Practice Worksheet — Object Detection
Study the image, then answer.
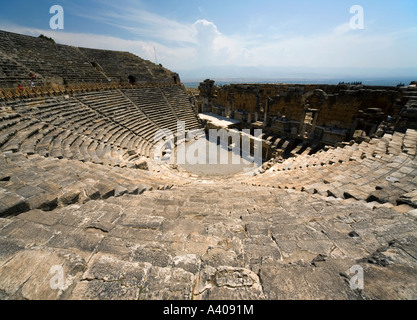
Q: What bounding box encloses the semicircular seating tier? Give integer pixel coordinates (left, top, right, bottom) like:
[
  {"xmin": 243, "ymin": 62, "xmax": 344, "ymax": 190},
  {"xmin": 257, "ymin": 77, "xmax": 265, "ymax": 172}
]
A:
[{"xmin": 0, "ymin": 30, "xmax": 178, "ymax": 87}]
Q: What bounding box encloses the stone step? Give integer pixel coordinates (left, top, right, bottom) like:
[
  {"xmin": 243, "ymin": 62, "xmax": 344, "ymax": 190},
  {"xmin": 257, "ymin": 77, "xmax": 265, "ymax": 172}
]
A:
[
  {"xmin": 20, "ymin": 123, "xmax": 51, "ymax": 155},
  {"xmin": 35, "ymin": 127, "xmax": 65, "ymax": 157},
  {"xmin": 49, "ymin": 129, "xmax": 72, "ymax": 159}
]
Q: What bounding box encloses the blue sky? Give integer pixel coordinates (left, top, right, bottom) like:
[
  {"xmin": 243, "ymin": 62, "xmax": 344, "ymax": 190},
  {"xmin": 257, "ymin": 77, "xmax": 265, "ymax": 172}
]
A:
[{"xmin": 0, "ymin": 0, "xmax": 416, "ymax": 79}]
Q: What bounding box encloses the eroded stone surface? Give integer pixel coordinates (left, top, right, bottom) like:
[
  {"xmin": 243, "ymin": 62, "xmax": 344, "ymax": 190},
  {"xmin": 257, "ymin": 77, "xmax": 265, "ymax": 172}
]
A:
[
  {"xmin": 0, "ymin": 182, "xmax": 415, "ymax": 300},
  {"xmin": 193, "ymin": 266, "xmax": 265, "ymax": 300},
  {"xmin": 70, "ymin": 254, "xmax": 149, "ymax": 300},
  {"xmin": 0, "ymin": 246, "xmax": 86, "ymax": 300}
]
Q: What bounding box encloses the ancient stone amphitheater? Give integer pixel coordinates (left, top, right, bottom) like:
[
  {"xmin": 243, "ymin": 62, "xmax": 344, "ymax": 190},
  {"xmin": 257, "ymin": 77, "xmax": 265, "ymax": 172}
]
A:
[{"xmin": 0, "ymin": 30, "xmax": 416, "ymax": 300}]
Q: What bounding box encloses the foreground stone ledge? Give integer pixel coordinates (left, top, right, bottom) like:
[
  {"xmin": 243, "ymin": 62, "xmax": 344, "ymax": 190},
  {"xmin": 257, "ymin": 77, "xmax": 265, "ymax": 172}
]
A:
[
  {"xmin": 0, "ymin": 183, "xmax": 416, "ymax": 300},
  {"xmin": 0, "ymin": 246, "xmax": 86, "ymax": 300}
]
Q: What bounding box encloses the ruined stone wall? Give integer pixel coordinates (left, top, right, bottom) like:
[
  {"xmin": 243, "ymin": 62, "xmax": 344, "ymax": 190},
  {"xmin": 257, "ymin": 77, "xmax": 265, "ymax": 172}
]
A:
[
  {"xmin": 314, "ymin": 89, "xmax": 400, "ymax": 128},
  {"xmin": 200, "ymin": 82, "xmax": 411, "ymax": 143}
]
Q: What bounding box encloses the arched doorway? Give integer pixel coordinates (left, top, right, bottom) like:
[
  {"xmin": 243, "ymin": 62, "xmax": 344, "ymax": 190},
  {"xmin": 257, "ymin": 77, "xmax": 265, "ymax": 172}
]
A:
[{"xmin": 128, "ymin": 75, "xmax": 136, "ymax": 85}]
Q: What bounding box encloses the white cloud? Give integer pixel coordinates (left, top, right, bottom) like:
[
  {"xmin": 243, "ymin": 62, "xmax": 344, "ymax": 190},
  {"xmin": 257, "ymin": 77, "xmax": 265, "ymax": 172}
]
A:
[
  {"xmin": 74, "ymin": 3, "xmax": 197, "ymax": 45},
  {"xmin": 202, "ymin": 23, "xmax": 417, "ymax": 69}
]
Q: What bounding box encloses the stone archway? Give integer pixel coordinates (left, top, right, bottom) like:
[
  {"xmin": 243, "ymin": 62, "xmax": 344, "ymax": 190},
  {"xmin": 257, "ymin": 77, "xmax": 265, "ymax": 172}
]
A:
[
  {"xmin": 128, "ymin": 75, "xmax": 136, "ymax": 85},
  {"xmin": 301, "ymin": 89, "xmax": 328, "ymax": 105}
]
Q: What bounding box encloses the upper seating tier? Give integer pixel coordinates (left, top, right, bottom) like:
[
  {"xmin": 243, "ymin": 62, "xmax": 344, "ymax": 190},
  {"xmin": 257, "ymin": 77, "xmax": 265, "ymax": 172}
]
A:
[{"xmin": 0, "ymin": 30, "xmax": 178, "ymax": 88}]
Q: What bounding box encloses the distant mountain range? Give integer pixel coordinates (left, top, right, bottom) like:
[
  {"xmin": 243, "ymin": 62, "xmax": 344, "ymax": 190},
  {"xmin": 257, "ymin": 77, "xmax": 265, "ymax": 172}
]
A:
[{"xmin": 178, "ymin": 65, "xmax": 417, "ymax": 88}]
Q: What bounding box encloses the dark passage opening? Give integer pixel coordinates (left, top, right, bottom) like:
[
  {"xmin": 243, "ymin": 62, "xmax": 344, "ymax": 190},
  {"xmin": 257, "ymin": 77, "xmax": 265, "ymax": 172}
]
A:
[{"xmin": 128, "ymin": 75, "xmax": 136, "ymax": 85}]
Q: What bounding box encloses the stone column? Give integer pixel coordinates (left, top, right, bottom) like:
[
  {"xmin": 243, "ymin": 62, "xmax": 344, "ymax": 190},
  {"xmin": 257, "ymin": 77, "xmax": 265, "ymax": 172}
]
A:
[
  {"xmin": 229, "ymin": 98, "xmax": 235, "ymax": 119},
  {"xmin": 263, "ymin": 98, "xmax": 269, "ymax": 128},
  {"xmin": 369, "ymin": 124, "xmax": 378, "ymax": 136},
  {"xmin": 298, "ymin": 109, "xmax": 307, "ymax": 135},
  {"xmin": 310, "ymin": 110, "xmax": 319, "ymax": 137},
  {"xmin": 349, "ymin": 119, "xmax": 359, "ymax": 140}
]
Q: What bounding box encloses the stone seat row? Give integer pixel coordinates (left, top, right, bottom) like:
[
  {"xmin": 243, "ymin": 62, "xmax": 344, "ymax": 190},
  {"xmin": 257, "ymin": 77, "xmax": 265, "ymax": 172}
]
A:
[
  {"xmin": 74, "ymin": 90, "xmax": 159, "ymax": 143},
  {"xmin": 0, "ymin": 31, "xmax": 180, "ymax": 87},
  {"xmin": 160, "ymin": 87, "xmax": 201, "ymax": 130},
  {"xmin": 0, "ymin": 151, "xmax": 179, "ymax": 218},
  {"xmin": 123, "ymin": 89, "xmax": 180, "ymax": 134},
  {"xmin": 78, "ymin": 48, "xmax": 159, "ymax": 83},
  {"xmin": 3, "ymin": 56, "xmax": 107, "ymax": 85},
  {"xmin": 272, "ymin": 130, "xmax": 414, "ymax": 172},
  {"xmin": 14, "ymin": 94, "xmax": 155, "ymax": 156},
  {"xmin": 0, "ymin": 115, "xmax": 142, "ymax": 167},
  {"xmin": 25, "ymin": 94, "xmax": 157, "ymax": 156},
  {"xmin": 1, "ymin": 87, "xmax": 202, "ymax": 166},
  {"xmin": 0, "ymin": 99, "xmax": 154, "ymax": 165},
  {"xmin": 0, "ymin": 32, "xmax": 115, "ymax": 85},
  {"xmin": 264, "ymin": 136, "xmax": 321, "ymax": 161},
  {"xmin": 248, "ymin": 131, "xmax": 417, "ymax": 207},
  {"xmin": 0, "ymin": 54, "xmax": 34, "ymax": 86}
]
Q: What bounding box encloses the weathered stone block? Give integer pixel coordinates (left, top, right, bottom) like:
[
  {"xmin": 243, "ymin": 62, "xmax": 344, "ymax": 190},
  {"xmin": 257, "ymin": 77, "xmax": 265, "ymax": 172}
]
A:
[
  {"xmin": 397, "ymin": 190, "xmax": 417, "ymax": 208},
  {"xmin": 131, "ymin": 244, "xmax": 171, "ymax": 267},
  {"xmin": 0, "ymin": 247, "xmax": 86, "ymax": 300},
  {"xmin": 0, "ymin": 193, "xmax": 30, "ymax": 217},
  {"xmin": 140, "ymin": 266, "xmax": 194, "ymax": 300},
  {"xmin": 193, "ymin": 266, "xmax": 265, "ymax": 300},
  {"xmin": 172, "ymin": 254, "xmax": 201, "ymax": 274},
  {"xmin": 95, "ymin": 183, "xmax": 115, "ymax": 199}
]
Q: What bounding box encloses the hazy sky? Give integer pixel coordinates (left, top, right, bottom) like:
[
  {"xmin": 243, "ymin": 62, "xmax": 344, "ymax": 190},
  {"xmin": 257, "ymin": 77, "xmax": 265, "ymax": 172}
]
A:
[{"xmin": 0, "ymin": 0, "xmax": 416, "ymax": 76}]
